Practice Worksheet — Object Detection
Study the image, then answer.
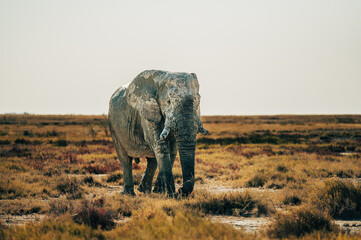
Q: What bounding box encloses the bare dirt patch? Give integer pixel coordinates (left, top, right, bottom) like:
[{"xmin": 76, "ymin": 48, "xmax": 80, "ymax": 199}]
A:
[
  {"xmin": 196, "ymin": 180, "xmax": 280, "ymax": 194},
  {"xmin": 0, "ymin": 214, "xmax": 46, "ymax": 226},
  {"xmin": 209, "ymin": 215, "xmax": 269, "ymax": 233},
  {"xmin": 336, "ymin": 220, "xmax": 361, "ymax": 235},
  {"xmin": 210, "ymin": 216, "xmax": 361, "ymax": 235}
]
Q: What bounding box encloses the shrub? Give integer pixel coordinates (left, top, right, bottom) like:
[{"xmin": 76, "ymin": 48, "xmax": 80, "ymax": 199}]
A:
[
  {"xmin": 49, "ymin": 199, "xmax": 74, "ymax": 214},
  {"xmin": 2, "ymin": 146, "xmax": 30, "ymax": 157},
  {"xmin": 114, "ymin": 195, "xmax": 143, "ymax": 217},
  {"xmin": 45, "ymin": 130, "xmax": 59, "ymax": 137},
  {"xmin": 0, "ymin": 130, "xmax": 8, "ymax": 136},
  {"xmin": 83, "ymin": 161, "xmax": 121, "ymax": 174},
  {"xmin": 23, "ymin": 130, "xmax": 34, "ymax": 137},
  {"xmin": 0, "ymin": 217, "xmax": 106, "ymax": 239},
  {"xmin": 283, "ymin": 195, "xmax": 302, "ymax": 206},
  {"xmin": 106, "ymin": 173, "xmax": 122, "ymax": 183},
  {"xmin": 267, "ymin": 207, "xmax": 336, "ymax": 238},
  {"xmin": 54, "ymin": 139, "xmax": 68, "ymax": 147},
  {"xmin": 83, "ymin": 164, "xmax": 107, "ymax": 174},
  {"xmin": 0, "ymin": 140, "xmax": 10, "ymax": 145},
  {"xmin": 43, "ymin": 166, "xmax": 62, "ymax": 177},
  {"xmin": 74, "ymin": 199, "xmax": 115, "ymax": 230},
  {"xmin": 83, "ymin": 176, "xmax": 94, "ymax": 184},
  {"xmin": 28, "ymin": 206, "xmax": 41, "ymax": 214},
  {"xmin": 60, "ymin": 152, "xmax": 78, "ymax": 163},
  {"xmin": 15, "ymin": 138, "xmax": 31, "ymax": 144},
  {"xmin": 335, "ymin": 170, "xmax": 354, "ymax": 178},
  {"xmin": 310, "ymin": 178, "xmax": 361, "ymax": 219},
  {"xmin": 188, "ymin": 191, "xmax": 269, "ymax": 216},
  {"xmin": 88, "ymin": 126, "xmax": 99, "ymax": 138},
  {"xmin": 108, "ymin": 209, "xmax": 251, "ymax": 239},
  {"xmin": 56, "ymin": 177, "xmax": 83, "ymax": 199},
  {"xmin": 246, "ymin": 174, "xmax": 268, "ymax": 188},
  {"xmin": 0, "ymin": 179, "xmax": 26, "ymax": 199},
  {"xmin": 83, "ymin": 176, "xmax": 102, "ymax": 187},
  {"xmin": 276, "ymin": 164, "xmax": 288, "ymax": 173}
]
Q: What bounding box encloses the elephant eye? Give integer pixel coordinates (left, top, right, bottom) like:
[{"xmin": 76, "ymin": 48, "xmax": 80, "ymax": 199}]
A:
[{"xmin": 167, "ymin": 100, "xmax": 171, "ymax": 105}]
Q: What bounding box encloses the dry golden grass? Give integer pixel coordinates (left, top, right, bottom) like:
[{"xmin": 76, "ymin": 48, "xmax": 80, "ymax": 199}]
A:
[{"xmin": 1, "ymin": 114, "xmax": 361, "ymax": 239}]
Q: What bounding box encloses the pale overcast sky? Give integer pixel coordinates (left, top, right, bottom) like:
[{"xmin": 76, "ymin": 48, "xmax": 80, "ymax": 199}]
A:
[{"xmin": 1, "ymin": 0, "xmax": 360, "ymax": 115}]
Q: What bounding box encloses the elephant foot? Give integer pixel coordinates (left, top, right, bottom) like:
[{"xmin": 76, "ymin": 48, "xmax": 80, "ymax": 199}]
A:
[
  {"xmin": 152, "ymin": 185, "xmax": 162, "ymax": 194},
  {"xmin": 121, "ymin": 188, "xmax": 135, "ymax": 196},
  {"xmin": 153, "ymin": 187, "xmax": 177, "ymax": 198},
  {"xmin": 153, "ymin": 188, "xmax": 177, "ymax": 198},
  {"xmin": 177, "ymin": 183, "xmax": 194, "ymax": 197},
  {"xmin": 137, "ymin": 184, "xmax": 151, "ymax": 194},
  {"xmin": 152, "ymin": 171, "xmax": 176, "ymax": 196},
  {"xmin": 167, "ymin": 192, "xmax": 178, "ymax": 198},
  {"xmin": 153, "ymin": 185, "xmax": 176, "ymax": 197}
]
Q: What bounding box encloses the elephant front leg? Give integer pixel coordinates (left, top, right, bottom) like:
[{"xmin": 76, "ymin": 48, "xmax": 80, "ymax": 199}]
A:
[
  {"xmin": 152, "ymin": 142, "xmax": 176, "ymax": 196},
  {"xmin": 153, "ymin": 136, "xmax": 177, "ymax": 194},
  {"xmin": 142, "ymin": 120, "xmax": 175, "ymax": 196},
  {"xmin": 137, "ymin": 157, "xmax": 157, "ymax": 193}
]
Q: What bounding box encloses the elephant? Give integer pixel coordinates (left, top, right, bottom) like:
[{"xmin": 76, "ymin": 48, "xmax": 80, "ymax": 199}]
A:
[{"xmin": 108, "ymin": 70, "xmax": 208, "ymax": 196}]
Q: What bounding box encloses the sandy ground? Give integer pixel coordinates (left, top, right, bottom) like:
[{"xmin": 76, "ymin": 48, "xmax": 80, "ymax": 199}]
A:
[
  {"xmin": 209, "ymin": 216, "xmax": 361, "ymax": 235},
  {"xmin": 336, "ymin": 220, "xmax": 361, "ymax": 235},
  {"xmin": 209, "ymin": 215, "xmax": 270, "ymax": 233},
  {"xmin": 1, "ymin": 214, "xmax": 46, "ymax": 226}
]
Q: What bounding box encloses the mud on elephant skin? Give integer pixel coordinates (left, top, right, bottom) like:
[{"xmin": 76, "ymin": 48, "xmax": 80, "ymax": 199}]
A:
[{"xmin": 108, "ymin": 70, "xmax": 208, "ymax": 196}]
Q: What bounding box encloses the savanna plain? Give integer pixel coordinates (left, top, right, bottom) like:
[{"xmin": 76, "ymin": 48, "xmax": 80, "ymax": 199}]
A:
[{"xmin": 1, "ymin": 114, "xmax": 361, "ymax": 239}]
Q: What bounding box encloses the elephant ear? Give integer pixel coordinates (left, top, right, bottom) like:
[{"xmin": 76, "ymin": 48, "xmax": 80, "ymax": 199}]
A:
[{"xmin": 126, "ymin": 71, "xmax": 162, "ymax": 123}]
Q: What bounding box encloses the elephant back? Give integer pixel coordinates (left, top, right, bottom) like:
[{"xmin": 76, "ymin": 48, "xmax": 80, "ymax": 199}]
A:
[{"xmin": 110, "ymin": 85, "xmax": 127, "ymax": 106}]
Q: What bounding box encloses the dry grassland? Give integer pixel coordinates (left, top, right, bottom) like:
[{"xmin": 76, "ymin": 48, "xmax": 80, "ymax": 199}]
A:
[{"xmin": 0, "ymin": 114, "xmax": 361, "ymax": 239}]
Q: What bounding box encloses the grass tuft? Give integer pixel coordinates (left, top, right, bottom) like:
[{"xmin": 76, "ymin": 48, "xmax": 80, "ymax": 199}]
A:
[
  {"xmin": 53, "ymin": 139, "xmax": 68, "ymax": 147},
  {"xmin": 106, "ymin": 173, "xmax": 122, "ymax": 183},
  {"xmin": 246, "ymin": 174, "xmax": 268, "ymax": 188},
  {"xmin": 188, "ymin": 191, "xmax": 269, "ymax": 216},
  {"xmin": 56, "ymin": 177, "xmax": 83, "ymax": 199},
  {"xmin": 267, "ymin": 207, "xmax": 337, "ymax": 238},
  {"xmin": 283, "ymin": 195, "xmax": 302, "ymax": 206},
  {"xmin": 310, "ymin": 178, "xmax": 361, "ymax": 219},
  {"xmin": 74, "ymin": 199, "xmax": 115, "ymax": 230},
  {"xmin": 49, "ymin": 199, "xmax": 75, "ymax": 215},
  {"xmin": 83, "ymin": 176, "xmax": 102, "ymax": 187},
  {"xmin": 107, "ymin": 208, "xmax": 252, "ymax": 239}
]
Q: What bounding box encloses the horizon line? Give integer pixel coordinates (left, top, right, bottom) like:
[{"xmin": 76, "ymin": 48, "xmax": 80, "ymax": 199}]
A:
[{"xmin": 1, "ymin": 112, "xmax": 360, "ymax": 117}]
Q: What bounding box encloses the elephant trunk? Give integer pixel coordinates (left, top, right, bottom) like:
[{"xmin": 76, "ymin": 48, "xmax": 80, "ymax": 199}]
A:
[
  {"xmin": 175, "ymin": 97, "xmax": 197, "ymax": 196},
  {"xmin": 177, "ymin": 140, "xmax": 196, "ymax": 195}
]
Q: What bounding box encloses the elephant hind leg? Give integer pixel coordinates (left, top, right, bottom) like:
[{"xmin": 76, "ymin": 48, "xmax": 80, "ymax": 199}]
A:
[
  {"xmin": 119, "ymin": 156, "xmax": 135, "ymax": 196},
  {"xmin": 109, "ymin": 122, "xmax": 135, "ymax": 195},
  {"xmin": 138, "ymin": 157, "xmax": 157, "ymax": 193},
  {"xmin": 113, "ymin": 139, "xmax": 135, "ymax": 196}
]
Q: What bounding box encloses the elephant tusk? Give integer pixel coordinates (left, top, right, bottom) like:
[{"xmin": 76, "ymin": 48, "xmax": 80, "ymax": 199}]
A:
[{"xmin": 160, "ymin": 127, "xmax": 170, "ymax": 140}]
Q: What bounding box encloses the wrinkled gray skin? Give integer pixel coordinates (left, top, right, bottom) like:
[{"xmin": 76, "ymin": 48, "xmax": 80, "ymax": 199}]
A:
[{"xmin": 108, "ymin": 70, "xmax": 208, "ymax": 196}]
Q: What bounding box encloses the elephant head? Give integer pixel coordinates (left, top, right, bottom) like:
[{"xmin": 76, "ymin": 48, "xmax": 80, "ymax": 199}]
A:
[{"xmin": 126, "ymin": 70, "xmax": 208, "ymax": 195}]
